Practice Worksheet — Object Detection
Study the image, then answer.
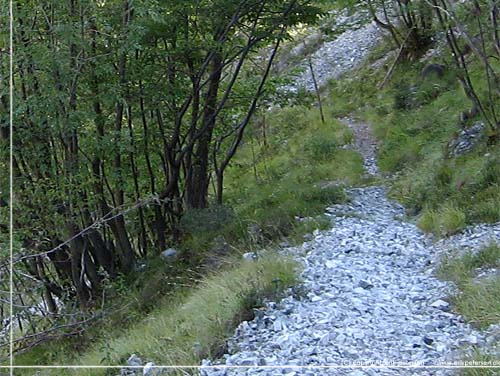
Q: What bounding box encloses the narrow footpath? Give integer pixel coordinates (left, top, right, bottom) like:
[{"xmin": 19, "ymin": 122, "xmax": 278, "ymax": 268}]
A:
[{"xmin": 200, "ymin": 118, "xmax": 498, "ymax": 376}]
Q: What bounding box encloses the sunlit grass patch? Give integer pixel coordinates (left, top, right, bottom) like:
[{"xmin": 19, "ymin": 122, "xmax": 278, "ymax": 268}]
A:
[
  {"xmin": 438, "ymin": 243, "xmax": 500, "ymax": 328},
  {"xmin": 61, "ymin": 254, "xmax": 299, "ymax": 376}
]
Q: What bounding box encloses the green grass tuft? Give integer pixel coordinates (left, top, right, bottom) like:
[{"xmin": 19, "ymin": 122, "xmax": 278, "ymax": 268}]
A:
[
  {"xmin": 418, "ymin": 205, "xmax": 466, "ymax": 236},
  {"xmin": 438, "ymin": 243, "xmax": 500, "ymax": 328}
]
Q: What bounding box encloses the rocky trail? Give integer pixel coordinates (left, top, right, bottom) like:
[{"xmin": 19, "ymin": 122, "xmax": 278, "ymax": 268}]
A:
[
  {"xmin": 197, "ymin": 31, "xmax": 500, "ymax": 374},
  {"xmin": 118, "ymin": 10, "xmax": 500, "ymax": 376},
  {"xmin": 281, "ymin": 9, "xmax": 383, "ymax": 93},
  {"xmin": 200, "ymin": 115, "xmax": 500, "ymax": 375},
  {"xmin": 340, "ymin": 118, "xmax": 379, "ymax": 177}
]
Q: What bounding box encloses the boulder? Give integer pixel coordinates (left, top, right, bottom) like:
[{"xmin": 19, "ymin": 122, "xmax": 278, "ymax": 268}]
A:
[
  {"xmin": 447, "ymin": 121, "xmax": 486, "ymax": 157},
  {"xmin": 160, "ymin": 248, "xmax": 178, "ymax": 262},
  {"xmin": 242, "ymin": 252, "xmax": 258, "ymax": 261},
  {"xmin": 127, "ymin": 354, "xmax": 142, "ymax": 367},
  {"xmin": 118, "ymin": 354, "xmax": 142, "ymax": 376},
  {"xmin": 421, "ymin": 63, "xmax": 446, "ymax": 80},
  {"xmin": 143, "ymin": 362, "xmax": 157, "ymax": 376}
]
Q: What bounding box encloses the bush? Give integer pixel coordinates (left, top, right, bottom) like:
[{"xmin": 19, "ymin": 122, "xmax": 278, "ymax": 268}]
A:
[
  {"xmin": 472, "ymin": 243, "xmax": 500, "ymax": 269},
  {"xmin": 223, "ymin": 108, "xmax": 363, "ymax": 247},
  {"xmin": 304, "ymin": 133, "xmax": 337, "ymax": 161},
  {"xmin": 418, "ymin": 205, "xmax": 466, "ymax": 236}
]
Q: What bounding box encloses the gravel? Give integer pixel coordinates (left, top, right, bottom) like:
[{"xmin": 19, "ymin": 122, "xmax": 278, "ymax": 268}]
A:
[
  {"xmin": 339, "ymin": 117, "xmax": 379, "ymax": 177},
  {"xmin": 200, "ymin": 181, "xmax": 499, "ymax": 375},
  {"xmin": 196, "ymin": 10, "xmax": 500, "ymax": 374},
  {"xmin": 199, "ymin": 114, "xmax": 500, "ymax": 375},
  {"xmin": 120, "ymin": 7, "xmax": 500, "ymax": 375},
  {"xmin": 282, "ymin": 11, "xmax": 384, "ymax": 93}
]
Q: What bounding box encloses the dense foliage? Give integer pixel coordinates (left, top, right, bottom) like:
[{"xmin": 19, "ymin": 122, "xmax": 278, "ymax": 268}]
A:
[{"xmin": 0, "ymin": 0, "xmax": 323, "ymax": 355}]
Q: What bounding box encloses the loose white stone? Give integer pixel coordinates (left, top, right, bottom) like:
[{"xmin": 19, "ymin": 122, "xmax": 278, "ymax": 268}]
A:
[{"xmin": 430, "ymin": 299, "xmax": 450, "ymax": 310}]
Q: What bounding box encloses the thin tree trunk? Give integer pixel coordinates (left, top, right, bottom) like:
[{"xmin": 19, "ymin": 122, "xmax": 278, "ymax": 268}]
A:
[
  {"xmin": 139, "ymin": 82, "xmax": 166, "ymax": 252},
  {"xmin": 305, "ymin": 41, "xmax": 325, "ymax": 124},
  {"xmin": 188, "ymin": 52, "xmax": 223, "ymax": 209}
]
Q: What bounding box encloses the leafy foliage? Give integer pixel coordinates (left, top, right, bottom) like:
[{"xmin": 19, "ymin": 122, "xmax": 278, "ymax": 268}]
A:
[{"xmin": 0, "ymin": 0, "xmax": 324, "ymax": 358}]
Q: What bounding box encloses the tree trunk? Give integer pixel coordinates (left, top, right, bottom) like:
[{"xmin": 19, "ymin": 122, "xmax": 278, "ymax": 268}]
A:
[
  {"xmin": 187, "ymin": 53, "xmax": 223, "ymax": 209},
  {"xmin": 216, "ymin": 170, "xmax": 224, "ymax": 206},
  {"xmin": 68, "ymin": 222, "xmax": 91, "ymax": 309}
]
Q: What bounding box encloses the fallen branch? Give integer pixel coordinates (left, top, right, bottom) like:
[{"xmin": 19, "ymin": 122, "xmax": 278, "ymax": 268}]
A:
[{"xmin": 377, "ymin": 28, "xmax": 413, "ymax": 89}]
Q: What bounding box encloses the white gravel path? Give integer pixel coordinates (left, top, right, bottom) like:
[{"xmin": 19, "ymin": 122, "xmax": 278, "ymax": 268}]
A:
[
  {"xmin": 282, "ymin": 12, "xmax": 383, "ymax": 93},
  {"xmin": 200, "ymin": 181, "xmax": 496, "ymax": 376}
]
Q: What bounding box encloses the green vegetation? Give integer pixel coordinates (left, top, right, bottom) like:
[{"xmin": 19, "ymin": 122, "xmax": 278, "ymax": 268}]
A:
[
  {"xmin": 322, "ymin": 4, "xmax": 500, "ymax": 369},
  {"xmin": 1, "ymin": 0, "xmax": 340, "ymax": 364},
  {"xmin": 11, "ymin": 80, "xmax": 363, "ymax": 367},
  {"xmin": 437, "ymin": 243, "xmax": 500, "ymax": 374},
  {"xmin": 4, "ymin": 0, "xmax": 499, "ymax": 370},
  {"xmin": 438, "ymin": 243, "xmax": 500, "ymax": 291},
  {"xmin": 1, "ymin": 0, "xmax": 325, "ymax": 348},
  {"xmin": 180, "ymin": 104, "xmax": 363, "ymax": 255},
  {"xmin": 17, "ymin": 254, "xmax": 298, "ymax": 375},
  {"xmin": 327, "ymin": 40, "xmax": 500, "ymax": 237},
  {"xmin": 461, "ymin": 350, "xmax": 500, "ymax": 376},
  {"xmin": 225, "ymin": 106, "xmax": 362, "ymax": 236},
  {"xmin": 418, "ymin": 205, "xmax": 467, "ymax": 237}
]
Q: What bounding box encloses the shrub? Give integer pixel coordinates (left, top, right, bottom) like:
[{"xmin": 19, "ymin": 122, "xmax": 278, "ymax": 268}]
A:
[
  {"xmin": 418, "ymin": 205, "xmax": 466, "ymax": 236},
  {"xmin": 473, "ymin": 243, "xmax": 500, "ymax": 269},
  {"xmin": 469, "ymin": 195, "xmax": 500, "ymax": 223},
  {"xmin": 304, "ymin": 133, "xmax": 337, "ymax": 161},
  {"xmin": 452, "ymin": 275, "xmax": 500, "ymax": 329}
]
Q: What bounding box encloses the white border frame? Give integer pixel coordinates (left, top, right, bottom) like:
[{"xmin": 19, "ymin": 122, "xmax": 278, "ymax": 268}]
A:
[{"xmin": 9, "ymin": 0, "xmax": 14, "ymax": 374}]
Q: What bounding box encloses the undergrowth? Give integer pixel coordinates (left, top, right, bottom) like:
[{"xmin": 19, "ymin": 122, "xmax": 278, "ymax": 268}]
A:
[
  {"xmin": 326, "ymin": 15, "xmax": 500, "ymax": 371},
  {"xmin": 437, "ymin": 243, "xmax": 500, "ymax": 373},
  {"xmin": 180, "ymin": 104, "xmax": 364, "ymax": 255},
  {"xmin": 327, "ymin": 35, "xmax": 500, "ymax": 237}
]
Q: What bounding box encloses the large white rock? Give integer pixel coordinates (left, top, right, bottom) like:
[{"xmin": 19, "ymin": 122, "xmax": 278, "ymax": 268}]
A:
[{"xmin": 160, "ymin": 248, "xmax": 178, "ymax": 262}]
